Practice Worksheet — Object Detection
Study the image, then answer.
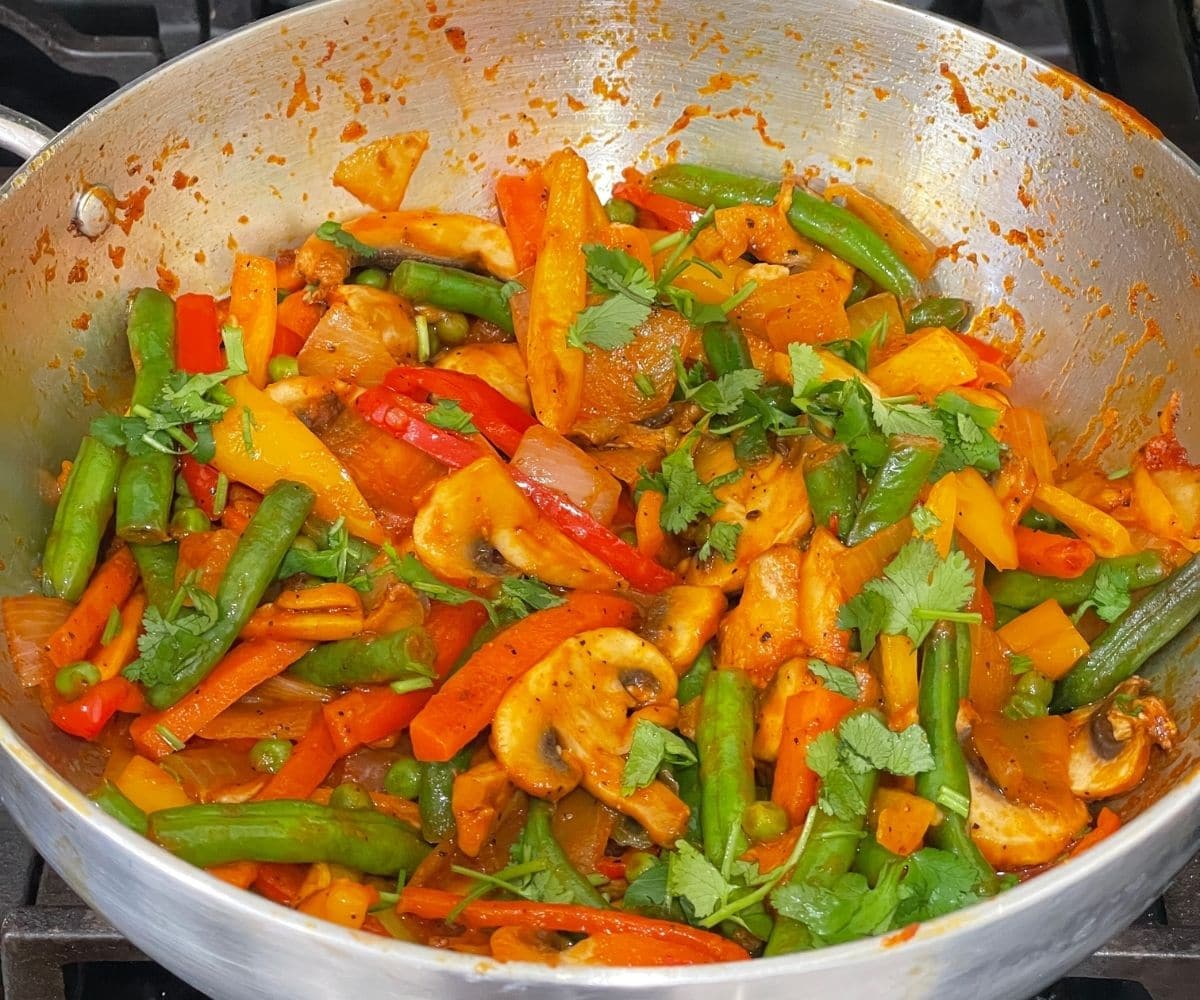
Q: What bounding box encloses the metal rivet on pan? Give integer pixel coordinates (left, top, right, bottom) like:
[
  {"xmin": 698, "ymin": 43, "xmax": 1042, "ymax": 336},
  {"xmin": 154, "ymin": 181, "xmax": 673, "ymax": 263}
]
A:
[{"xmin": 70, "ymin": 185, "xmax": 116, "ymax": 239}]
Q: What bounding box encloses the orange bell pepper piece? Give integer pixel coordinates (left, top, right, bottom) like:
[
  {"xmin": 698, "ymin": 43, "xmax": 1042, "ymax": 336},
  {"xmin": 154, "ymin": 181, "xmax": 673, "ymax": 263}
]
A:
[
  {"xmin": 868, "ymin": 328, "xmax": 979, "ymax": 399},
  {"xmin": 874, "ymin": 634, "xmax": 918, "ymax": 730},
  {"xmin": 771, "ymin": 687, "xmax": 856, "ymax": 825},
  {"xmin": 229, "ymin": 254, "xmax": 278, "ymax": 388},
  {"xmin": 872, "ymin": 787, "xmax": 938, "ymax": 856},
  {"xmin": 210, "ymin": 376, "xmax": 385, "ymax": 544},
  {"xmin": 114, "ymin": 755, "xmax": 192, "ymax": 813},
  {"xmin": 996, "ymin": 599, "xmax": 1089, "ymax": 681},
  {"xmin": 1069, "ymin": 806, "xmax": 1122, "ymax": 857},
  {"xmin": 952, "ymin": 468, "xmax": 1019, "ymax": 570},
  {"xmin": 1014, "ymin": 526, "xmax": 1096, "ymax": 579},
  {"xmin": 999, "ymin": 406, "xmax": 1057, "ymax": 485}
]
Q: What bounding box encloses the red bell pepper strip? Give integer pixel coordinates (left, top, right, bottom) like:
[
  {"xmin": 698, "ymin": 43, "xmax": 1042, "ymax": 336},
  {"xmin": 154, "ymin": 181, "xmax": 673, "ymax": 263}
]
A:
[
  {"xmin": 510, "ymin": 471, "xmax": 675, "ymax": 593},
  {"xmin": 180, "ymin": 454, "xmax": 221, "ymax": 518},
  {"xmin": 356, "ymin": 388, "xmax": 675, "ymax": 593},
  {"xmin": 50, "ymin": 676, "xmax": 144, "ymax": 741},
  {"xmin": 396, "ymin": 888, "xmax": 750, "ymax": 963},
  {"xmin": 611, "ymin": 180, "xmax": 703, "ymax": 232},
  {"xmin": 1014, "ymin": 525, "xmax": 1097, "ymax": 580},
  {"xmin": 383, "ymin": 367, "xmax": 536, "ymax": 456},
  {"xmin": 355, "ymin": 387, "xmax": 487, "ymax": 470},
  {"xmin": 424, "ymin": 601, "xmax": 490, "ymax": 677},
  {"xmin": 959, "ymin": 333, "xmax": 1008, "ymax": 367},
  {"xmin": 174, "ymin": 293, "xmax": 225, "ymax": 374}
]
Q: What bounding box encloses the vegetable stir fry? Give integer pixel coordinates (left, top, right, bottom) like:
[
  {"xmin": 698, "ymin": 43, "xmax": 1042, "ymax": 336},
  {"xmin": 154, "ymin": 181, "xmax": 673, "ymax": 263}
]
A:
[{"xmin": 5, "ymin": 139, "xmax": 1196, "ymax": 968}]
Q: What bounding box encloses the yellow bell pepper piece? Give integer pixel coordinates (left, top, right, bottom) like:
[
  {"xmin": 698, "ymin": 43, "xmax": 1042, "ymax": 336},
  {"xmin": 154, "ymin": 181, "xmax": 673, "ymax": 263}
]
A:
[
  {"xmin": 997, "ymin": 599, "xmax": 1090, "ymax": 681},
  {"xmin": 874, "ymin": 634, "xmax": 918, "ymax": 731},
  {"xmin": 211, "ymin": 376, "xmax": 385, "ymax": 544},
  {"xmin": 953, "ymin": 467, "xmax": 1018, "ymax": 569},
  {"xmin": 114, "ymin": 755, "xmax": 192, "ymax": 813},
  {"xmin": 868, "ymin": 327, "xmax": 978, "ymax": 398},
  {"xmin": 922, "ymin": 475, "xmax": 958, "ymax": 558},
  {"xmin": 1032, "ymin": 482, "xmax": 1133, "ymax": 558}
]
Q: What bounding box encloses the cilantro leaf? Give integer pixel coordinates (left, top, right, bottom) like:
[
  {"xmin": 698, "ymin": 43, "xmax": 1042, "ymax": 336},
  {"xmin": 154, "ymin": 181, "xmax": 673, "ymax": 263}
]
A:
[
  {"xmin": 622, "ymin": 861, "xmax": 672, "ymax": 918},
  {"xmin": 494, "ymin": 576, "xmax": 566, "ymax": 619},
  {"xmin": 808, "ymin": 659, "xmax": 860, "ymax": 698},
  {"xmin": 1075, "ymin": 561, "xmax": 1131, "ymax": 623},
  {"xmin": 837, "ymin": 713, "xmax": 934, "ymax": 776},
  {"xmin": 788, "ymin": 343, "xmax": 825, "ymax": 399},
  {"xmin": 821, "ymin": 316, "xmax": 889, "ymax": 373},
  {"xmin": 806, "ymin": 730, "xmax": 870, "ymax": 821},
  {"xmin": 277, "ymin": 518, "xmax": 364, "ymax": 584},
  {"xmin": 666, "ymin": 840, "xmax": 732, "ymax": 921},
  {"xmin": 566, "ymin": 294, "xmax": 651, "ymax": 352},
  {"xmin": 315, "ymin": 220, "xmax": 376, "ymax": 258},
  {"xmin": 697, "ymin": 521, "xmax": 742, "ymax": 564},
  {"xmin": 622, "ymin": 721, "xmax": 697, "ymax": 795},
  {"xmin": 636, "ymin": 444, "xmax": 738, "ymax": 534},
  {"xmin": 387, "ymin": 551, "xmax": 490, "ymax": 611},
  {"xmin": 930, "ymin": 393, "xmax": 1003, "ymax": 478},
  {"xmin": 424, "ymin": 400, "xmax": 478, "ymax": 435},
  {"xmin": 894, "ymin": 847, "xmax": 989, "ymax": 924},
  {"xmin": 582, "ymin": 244, "xmax": 657, "ymax": 305},
  {"xmin": 838, "ymin": 539, "xmax": 977, "ymax": 654},
  {"xmin": 684, "ymin": 369, "xmax": 765, "ymax": 417},
  {"xmin": 658, "ymin": 283, "xmax": 729, "ymax": 327},
  {"xmin": 509, "ymin": 816, "xmax": 596, "ymax": 906},
  {"xmin": 123, "ymin": 580, "xmax": 219, "ymax": 689},
  {"xmin": 771, "ymin": 864, "xmax": 903, "ymax": 946},
  {"xmin": 872, "ymin": 397, "xmax": 946, "ymax": 440},
  {"xmin": 1008, "ymin": 652, "xmax": 1034, "ymax": 675}
]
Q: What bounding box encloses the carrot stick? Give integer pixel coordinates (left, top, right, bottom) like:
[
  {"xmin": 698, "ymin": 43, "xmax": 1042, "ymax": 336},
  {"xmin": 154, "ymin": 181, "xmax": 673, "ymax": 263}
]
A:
[
  {"xmin": 408, "ymin": 592, "xmax": 638, "ymax": 762},
  {"xmin": 424, "ymin": 601, "xmax": 489, "ymax": 676},
  {"xmin": 197, "ymin": 701, "xmax": 318, "ymax": 741},
  {"xmin": 92, "ymin": 591, "xmax": 147, "ymax": 680},
  {"xmin": 636, "ymin": 490, "xmax": 666, "ymax": 558},
  {"xmin": 396, "ymin": 887, "xmax": 749, "ymax": 963},
  {"xmin": 240, "ymin": 606, "xmax": 363, "ymax": 642},
  {"xmin": 771, "ymin": 687, "xmax": 856, "ymax": 825},
  {"xmin": 566, "ymin": 931, "xmax": 720, "ymax": 967},
  {"xmin": 496, "ymin": 170, "xmax": 548, "ymax": 271},
  {"xmin": 229, "ymin": 253, "xmax": 279, "ymax": 388},
  {"xmin": 322, "ymin": 686, "xmax": 429, "ymax": 756},
  {"xmin": 1014, "ymin": 525, "xmax": 1097, "ymax": 579},
  {"xmin": 255, "ymin": 714, "xmax": 338, "ymax": 801},
  {"xmin": 47, "ymin": 547, "xmax": 139, "ymax": 668},
  {"xmin": 130, "ymin": 640, "xmax": 313, "ymax": 758}
]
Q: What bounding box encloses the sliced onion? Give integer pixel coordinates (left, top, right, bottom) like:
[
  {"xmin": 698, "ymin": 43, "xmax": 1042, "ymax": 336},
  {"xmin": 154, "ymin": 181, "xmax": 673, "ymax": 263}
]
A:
[
  {"xmin": 2, "ymin": 595, "xmax": 72, "ymax": 687},
  {"xmin": 161, "ymin": 744, "xmax": 259, "ymax": 802},
  {"xmin": 249, "ymin": 673, "xmax": 336, "ymax": 704},
  {"xmin": 298, "ymin": 298, "xmax": 401, "ymax": 387},
  {"xmin": 511, "ymin": 425, "xmax": 622, "ymax": 525}
]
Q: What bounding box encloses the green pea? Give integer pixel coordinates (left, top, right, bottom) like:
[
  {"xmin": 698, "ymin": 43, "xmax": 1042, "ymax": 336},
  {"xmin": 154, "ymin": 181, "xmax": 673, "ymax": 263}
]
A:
[
  {"xmin": 352, "ymin": 267, "xmax": 389, "ymax": 289},
  {"xmin": 1003, "ymin": 670, "xmax": 1054, "ymax": 719},
  {"xmin": 171, "ymin": 506, "xmax": 210, "ymax": 537},
  {"xmin": 431, "ymin": 311, "xmax": 470, "ymax": 346},
  {"xmin": 55, "ymin": 661, "xmax": 100, "ymax": 700},
  {"xmin": 741, "ymin": 800, "xmax": 788, "ymax": 843},
  {"xmin": 623, "ymin": 850, "xmax": 658, "ymax": 883},
  {"xmin": 329, "ymin": 781, "xmax": 373, "ymax": 811},
  {"xmin": 249, "ymin": 738, "xmax": 293, "ymax": 775},
  {"xmin": 604, "ymin": 198, "xmax": 637, "ymax": 225},
  {"xmin": 267, "ymin": 354, "xmax": 300, "ymax": 382},
  {"xmin": 384, "ymin": 757, "xmax": 423, "ymax": 800}
]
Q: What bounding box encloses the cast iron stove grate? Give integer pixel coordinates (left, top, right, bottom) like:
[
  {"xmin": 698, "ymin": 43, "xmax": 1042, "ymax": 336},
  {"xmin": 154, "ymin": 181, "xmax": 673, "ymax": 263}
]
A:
[{"xmin": 0, "ymin": 0, "xmax": 1199, "ymax": 997}]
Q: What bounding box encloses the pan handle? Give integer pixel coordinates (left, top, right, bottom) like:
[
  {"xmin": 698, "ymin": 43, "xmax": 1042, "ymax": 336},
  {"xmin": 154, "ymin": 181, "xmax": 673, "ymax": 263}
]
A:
[{"xmin": 0, "ymin": 105, "xmax": 55, "ymax": 161}]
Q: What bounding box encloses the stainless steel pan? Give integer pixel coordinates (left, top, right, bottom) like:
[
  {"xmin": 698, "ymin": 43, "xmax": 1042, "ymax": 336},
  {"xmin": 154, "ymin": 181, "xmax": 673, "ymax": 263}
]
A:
[{"xmin": 1, "ymin": 1, "xmax": 1199, "ymax": 996}]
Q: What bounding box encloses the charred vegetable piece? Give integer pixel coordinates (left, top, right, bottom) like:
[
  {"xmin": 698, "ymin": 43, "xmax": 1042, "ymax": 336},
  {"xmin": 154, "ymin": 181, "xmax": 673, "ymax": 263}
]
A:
[{"xmin": 148, "ymin": 801, "xmax": 428, "ymax": 875}]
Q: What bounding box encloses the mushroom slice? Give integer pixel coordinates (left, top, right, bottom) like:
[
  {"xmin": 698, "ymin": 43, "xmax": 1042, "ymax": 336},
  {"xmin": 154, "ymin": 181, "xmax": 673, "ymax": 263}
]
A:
[
  {"xmin": 295, "ymin": 210, "xmax": 518, "ymax": 290},
  {"xmin": 965, "ymin": 756, "xmax": 1089, "ymax": 868},
  {"xmin": 639, "ymin": 585, "xmax": 727, "ymax": 673},
  {"xmin": 412, "ymin": 456, "xmax": 619, "ymax": 591},
  {"xmin": 686, "ymin": 439, "xmax": 812, "ymax": 592},
  {"xmin": 1065, "ymin": 679, "xmax": 1177, "ymax": 800},
  {"xmin": 490, "ymin": 627, "xmax": 689, "ymax": 846}
]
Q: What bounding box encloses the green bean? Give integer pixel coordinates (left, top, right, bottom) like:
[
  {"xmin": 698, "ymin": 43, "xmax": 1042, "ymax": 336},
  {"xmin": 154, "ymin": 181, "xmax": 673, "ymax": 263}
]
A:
[
  {"xmin": 649, "ymin": 164, "xmax": 919, "ymax": 299},
  {"xmin": 1003, "ymin": 670, "xmax": 1053, "ymax": 719},
  {"xmin": 677, "ymin": 646, "xmax": 714, "ymax": 706},
  {"xmin": 55, "ymin": 662, "xmax": 100, "ymax": 700},
  {"xmin": 673, "ymin": 761, "xmax": 705, "ymax": 848},
  {"xmin": 523, "ymin": 799, "xmax": 608, "ymax": 908},
  {"xmin": 143, "ymin": 481, "xmax": 314, "ymax": 709},
  {"xmin": 91, "ymin": 780, "xmax": 148, "ymax": 835},
  {"xmin": 129, "ymin": 542, "xmax": 179, "ymax": 614},
  {"xmin": 987, "ymin": 551, "xmax": 1170, "ymax": 610},
  {"xmin": 906, "ymin": 296, "xmax": 971, "ymax": 332},
  {"xmin": 804, "ymin": 443, "xmax": 859, "ymax": 543},
  {"xmin": 1053, "ymin": 554, "xmax": 1200, "ymax": 711},
  {"xmin": 696, "ymin": 669, "xmax": 756, "ymax": 868},
  {"xmin": 288, "ymin": 627, "xmax": 435, "ymax": 687},
  {"xmin": 850, "ymin": 834, "xmax": 899, "ymax": 885},
  {"xmin": 170, "ymin": 506, "xmax": 210, "ymax": 536},
  {"xmin": 845, "ymin": 270, "xmax": 873, "ymax": 306},
  {"xmin": 390, "ymin": 260, "xmax": 514, "ymax": 333},
  {"xmin": 115, "ymin": 289, "xmax": 177, "ymax": 544},
  {"xmin": 846, "ymin": 435, "xmax": 942, "ymax": 546},
  {"xmin": 419, "ymin": 746, "xmax": 473, "ymax": 843},
  {"xmin": 42, "ymin": 436, "xmax": 121, "ymax": 601},
  {"xmin": 148, "ymin": 801, "xmax": 429, "ymax": 875},
  {"xmin": 765, "ymin": 765, "xmax": 878, "ymax": 955},
  {"xmin": 915, "ymin": 624, "xmax": 998, "ymax": 894}
]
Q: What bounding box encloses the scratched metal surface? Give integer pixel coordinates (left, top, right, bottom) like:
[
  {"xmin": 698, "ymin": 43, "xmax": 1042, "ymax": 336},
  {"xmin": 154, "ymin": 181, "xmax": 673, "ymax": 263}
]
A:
[{"xmin": 0, "ymin": 0, "xmax": 1198, "ymax": 997}]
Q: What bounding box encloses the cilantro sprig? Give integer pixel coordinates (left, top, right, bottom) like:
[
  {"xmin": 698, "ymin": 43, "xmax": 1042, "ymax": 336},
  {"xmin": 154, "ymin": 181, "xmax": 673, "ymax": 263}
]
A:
[{"xmin": 621, "ymin": 721, "xmax": 697, "ymax": 796}]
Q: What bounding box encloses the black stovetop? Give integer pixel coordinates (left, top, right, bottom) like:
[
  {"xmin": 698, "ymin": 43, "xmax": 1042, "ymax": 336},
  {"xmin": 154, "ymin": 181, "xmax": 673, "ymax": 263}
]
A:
[{"xmin": 1, "ymin": 0, "xmax": 1200, "ymax": 997}]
